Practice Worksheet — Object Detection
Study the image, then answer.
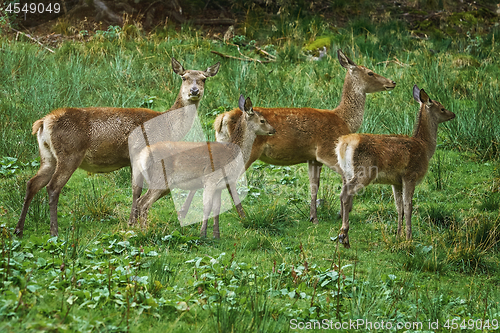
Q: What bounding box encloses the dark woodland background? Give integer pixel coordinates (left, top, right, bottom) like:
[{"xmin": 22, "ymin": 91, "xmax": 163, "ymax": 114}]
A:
[{"xmin": 4, "ymin": 0, "xmax": 500, "ymax": 37}]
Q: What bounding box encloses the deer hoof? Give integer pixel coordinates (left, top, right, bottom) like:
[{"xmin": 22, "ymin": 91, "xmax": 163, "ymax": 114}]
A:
[
  {"xmin": 338, "ymin": 233, "xmax": 350, "ymax": 249},
  {"xmin": 14, "ymin": 228, "xmax": 23, "ymax": 238}
]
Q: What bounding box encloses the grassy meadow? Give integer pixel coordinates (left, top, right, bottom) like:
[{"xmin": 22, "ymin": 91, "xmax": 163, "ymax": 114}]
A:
[{"xmin": 0, "ymin": 18, "xmax": 499, "ymax": 332}]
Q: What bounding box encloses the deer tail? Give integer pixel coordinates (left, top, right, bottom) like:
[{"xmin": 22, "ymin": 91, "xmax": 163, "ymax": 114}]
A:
[{"xmin": 32, "ymin": 119, "xmax": 44, "ymax": 135}]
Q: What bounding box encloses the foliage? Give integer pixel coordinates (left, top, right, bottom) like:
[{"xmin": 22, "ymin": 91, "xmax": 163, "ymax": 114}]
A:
[
  {"xmin": 138, "ymin": 95, "xmax": 156, "ymax": 109},
  {"xmin": 95, "ymin": 25, "xmax": 122, "ymax": 41},
  {"xmin": 0, "ymin": 157, "xmax": 39, "ymax": 177}
]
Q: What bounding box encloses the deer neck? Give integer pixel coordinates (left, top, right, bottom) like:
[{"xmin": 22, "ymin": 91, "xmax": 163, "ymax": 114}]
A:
[
  {"xmin": 229, "ymin": 117, "xmax": 255, "ymax": 164},
  {"xmin": 335, "ymin": 72, "xmax": 366, "ymax": 133},
  {"xmin": 413, "ymin": 108, "xmax": 438, "ymax": 160},
  {"xmin": 168, "ymin": 93, "xmax": 200, "ymax": 112}
]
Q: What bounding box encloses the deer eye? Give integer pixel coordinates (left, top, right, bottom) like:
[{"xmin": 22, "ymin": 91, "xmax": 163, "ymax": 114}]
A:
[
  {"xmin": 260, "ymin": 120, "xmax": 265, "ymax": 123},
  {"xmin": 441, "ymin": 108, "xmax": 445, "ymax": 112},
  {"xmin": 368, "ymin": 72, "xmax": 374, "ymax": 76},
  {"xmin": 182, "ymin": 77, "xmax": 187, "ymax": 81}
]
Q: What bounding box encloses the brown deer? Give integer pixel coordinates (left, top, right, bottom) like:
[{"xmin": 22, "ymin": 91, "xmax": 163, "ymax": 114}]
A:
[
  {"xmin": 210, "ymin": 50, "xmax": 396, "ymax": 224},
  {"xmin": 336, "ymin": 85, "xmax": 456, "ymax": 248},
  {"xmin": 15, "ymin": 58, "xmax": 220, "ymax": 237},
  {"xmin": 130, "ymin": 95, "xmax": 276, "ymax": 238}
]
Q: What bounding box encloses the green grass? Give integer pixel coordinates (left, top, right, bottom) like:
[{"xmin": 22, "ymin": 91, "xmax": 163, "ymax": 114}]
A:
[{"xmin": 0, "ymin": 18, "xmax": 499, "ymax": 332}]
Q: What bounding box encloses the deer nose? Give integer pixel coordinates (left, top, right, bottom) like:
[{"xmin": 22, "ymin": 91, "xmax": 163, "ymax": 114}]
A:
[{"xmin": 190, "ymin": 87, "xmax": 200, "ymax": 96}]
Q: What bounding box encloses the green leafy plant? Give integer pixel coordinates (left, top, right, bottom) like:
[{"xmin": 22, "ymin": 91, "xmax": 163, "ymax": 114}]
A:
[
  {"xmin": 0, "ymin": 157, "xmax": 39, "ymax": 177},
  {"xmin": 465, "ymin": 31, "xmax": 484, "ymax": 55},
  {"xmin": 95, "ymin": 25, "xmax": 122, "ymax": 41},
  {"xmin": 139, "ymin": 95, "xmax": 156, "ymax": 108},
  {"xmin": 232, "ymin": 35, "xmax": 246, "ymax": 45}
]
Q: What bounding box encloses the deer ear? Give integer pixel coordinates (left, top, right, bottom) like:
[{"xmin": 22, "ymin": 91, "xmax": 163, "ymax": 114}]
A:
[
  {"xmin": 244, "ymin": 97, "xmax": 254, "ymax": 115},
  {"xmin": 413, "ymin": 85, "xmax": 421, "ymax": 103},
  {"xmin": 338, "ymin": 50, "xmax": 357, "ymax": 68},
  {"xmin": 238, "ymin": 95, "xmax": 245, "ymax": 111},
  {"xmin": 419, "ymin": 89, "xmax": 430, "ymax": 105},
  {"xmin": 204, "ymin": 62, "xmax": 220, "ymax": 77},
  {"xmin": 171, "ymin": 58, "xmax": 185, "ymax": 76}
]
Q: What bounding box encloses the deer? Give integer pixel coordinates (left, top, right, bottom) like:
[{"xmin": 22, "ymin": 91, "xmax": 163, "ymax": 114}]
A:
[
  {"xmin": 335, "ymin": 85, "xmax": 456, "ymax": 248},
  {"xmin": 130, "ymin": 95, "xmax": 276, "ymax": 238},
  {"xmin": 15, "ymin": 58, "xmax": 220, "ymax": 238},
  {"xmin": 205, "ymin": 50, "xmax": 396, "ymax": 224}
]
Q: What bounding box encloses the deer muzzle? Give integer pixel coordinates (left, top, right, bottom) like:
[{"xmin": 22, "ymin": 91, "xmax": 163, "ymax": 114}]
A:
[
  {"xmin": 385, "ymin": 81, "xmax": 396, "ymax": 90},
  {"xmin": 189, "ymin": 86, "xmax": 200, "ymax": 100}
]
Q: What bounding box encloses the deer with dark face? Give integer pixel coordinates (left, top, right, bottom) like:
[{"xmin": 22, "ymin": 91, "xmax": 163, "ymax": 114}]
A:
[
  {"xmin": 336, "ymin": 85, "xmax": 456, "ymax": 248},
  {"xmin": 15, "ymin": 58, "xmax": 220, "ymax": 237},
  {"xmin": 131, "ymin": 95, "xmax": 276, "ymax": 238}
]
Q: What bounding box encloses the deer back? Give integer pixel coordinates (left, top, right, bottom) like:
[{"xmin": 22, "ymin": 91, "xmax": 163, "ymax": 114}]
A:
[{"xmin": 216, "ymin": 106, "xmax": 350, "ymax": 165}]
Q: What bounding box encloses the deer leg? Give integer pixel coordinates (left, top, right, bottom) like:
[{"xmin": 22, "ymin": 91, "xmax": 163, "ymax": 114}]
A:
[
  {"xmin": 45, "ymin": 156, "xmax": 83, "ymax": 237},
  {"xmin": 339, "ymin": 179, "xmax": 355, "ymax": 249},
  {"xmin": 136, "ymin": 188, "xmax": 170, "ymax": 228},
  {"xmin": 402, "ymin": 180, "xmax": 415, "ymax": 241},
  {"xmin": 226, "ymin": 180, "xmax": 245, "ymax": 219},
  {"xmin": 392, "ymin": 185, "xmax": 404, "ymax": 237},
  {"xmin": 308, "ymin": 160, "xmax": 323, "ymax": 224},
  {"xmin": 339, "ymin": 174, "xmax": 371, "ymax": 249},
  {"xmin": 338, "ymin": 175, "xmax": 346, "ymax": 219},
  {"xmin": 15, "ymin": 161, "xmax": 56, "ymax": 237},
  {"xmin": 200, "ymin": 186, "xmax": 215, "ymax": 238},
  {"xmin": 129, "ymin": 167, "xmax": 144, "ymax": 226},
  {"xmin": 178, "ymin": 190, "xmax": 196, "ymax": 221},
  {"xmin": 220, "ymin": 163, "xmax": 245, "ymax": 219},
  {"xmin": 212, "ymin": 189, "xmax": 223, "ymax": 239}
]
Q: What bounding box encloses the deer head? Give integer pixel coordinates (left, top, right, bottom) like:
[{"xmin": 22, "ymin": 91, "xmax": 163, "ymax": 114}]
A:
[
  {"xmin": 172, "ymin": 58, "xmax": 220, "ymax": 105},
  {"xmin": 337, "ymin": 50, "xmax": 396, "ymax": 93},
  {"xmin": 238, "ymin": 95, "xmax": 276, "ymax": 136},
  {"xmin": 413, "ymin": 85, "xmax": 456, "ymax": 124}
]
